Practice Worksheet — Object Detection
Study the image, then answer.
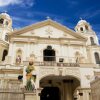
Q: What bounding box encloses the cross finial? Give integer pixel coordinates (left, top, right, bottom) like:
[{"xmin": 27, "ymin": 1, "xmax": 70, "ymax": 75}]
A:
[
  {"xmin": 46, "ymin": 16, "xmax": 50, "ymax": 19},
  {"xmin": 80, "ymin": 17, "xmax": 82, "ymax": 20},
  {"xmin": 4, "ymin": 11, "xmax": 7, "ymax": 13}
]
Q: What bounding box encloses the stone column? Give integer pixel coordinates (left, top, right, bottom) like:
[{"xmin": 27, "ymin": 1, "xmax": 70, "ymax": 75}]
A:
[
  {"xmin": 36, "ymin": 88, "xmax": 43, "ymax": 100},
  {"xmin": 79, "ymin": 92, "xmax": 84, "ymax": 100},
  {"xmin": 78, "ymin": 88, "xmax": 91, "ymax": 100},
  {"xmin": 6, "ymin": 56, "xmax": 11, "ymax": 64},
  {"xmin": 0, "ymin": 46, "xmax": 3, "ymax": 62},
  {"xmin": 63, "ymin": 80, "xmax": 73, "ymax": 100}
]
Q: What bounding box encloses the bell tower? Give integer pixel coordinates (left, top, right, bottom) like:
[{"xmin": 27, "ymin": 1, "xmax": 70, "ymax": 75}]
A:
[
  {"xmin": 75, "ymin": 19, "xmax": 93, "ymax": 34},
  {"xmin": 75, "ymin": 19, "xmax": 99, "ymax": 45},
  {"xmin": 0, "ymin": 12, "xmax": 13, "ymax": 62}
]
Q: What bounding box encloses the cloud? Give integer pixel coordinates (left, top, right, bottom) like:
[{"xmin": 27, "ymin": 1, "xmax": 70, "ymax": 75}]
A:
[
  {"xmin": 80, "ymin": 10, "xmax": 100, "ymax": 19},
  {"xmin": 0, "ymin": 0, "xmax": 35, "ymax": 7},
  {"xmin": 0, "ymin": 0, "xmax": 21, "ymax": 7},
  {"xmin": 21, "ymin": 0, "xmax": 35, "ymax": 7},
  {"xmin": 76, "ymin": 7, "xmax": 100, "ymax": 20},
  {"xmin": 65, "ymin": 0, "xmax": 79, "ymax": 8},
  {"xmin": 12, "ymin": 16, "xmax": 38, "ymax": 29},
  {"xmin": 12, "ymin": 16, "xmax": 37, "ymax": 24}
]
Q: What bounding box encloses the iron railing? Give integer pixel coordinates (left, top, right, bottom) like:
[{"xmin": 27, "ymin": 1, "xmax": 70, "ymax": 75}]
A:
[{"xmin": 34, "ymin": 62, "xmax": 80, "ymax": 67}]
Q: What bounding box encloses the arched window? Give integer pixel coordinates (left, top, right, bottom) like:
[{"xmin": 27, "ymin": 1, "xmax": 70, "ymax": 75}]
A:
[
  {"xmin": 43, "ymin": 46, "xmax": 56, "ymax": 61},
  {"xmin": 80, "ymin": 27, "xmax": 83, "ymax": 31},
  {"xmin": 5, "ymin": 34, "xmax": 8, "ymax": 41},
  {"xmin": 2, "ymin": 49, "xmax": 8, "ymax": 61},
  {"xmin": 16, "ymin": 49, "xmax": 22, "ymax": 64},
  {"xmin": 6, "ymin": 21, "xmax": 9, "ymax": 25},
  {"xmin": 85, "ymin": 25, "xmax": 88, "ymax": 30},
  {"xmin": 90, "ymin": 37, "xmax": 95, "ymax": 45},
  {"xmin": 0, "ymin": 18, "xmax": 4, "ymax": 24},
  {"xmin": 94, "ymin": 52, "xmax": 100, "ymax": 64},
  {"xmin": 75, "ymin": 52, "xmax": 81, "ymax": 63}
]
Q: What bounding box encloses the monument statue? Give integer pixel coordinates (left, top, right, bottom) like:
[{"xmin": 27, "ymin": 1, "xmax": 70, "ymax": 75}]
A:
[
  {"xmin": 25, "ymin": 61, "xmax": 36, "ymax": 91},
  {"xmin": 16, "ymin": 55, "xmax": 21, "ymax": 64}
]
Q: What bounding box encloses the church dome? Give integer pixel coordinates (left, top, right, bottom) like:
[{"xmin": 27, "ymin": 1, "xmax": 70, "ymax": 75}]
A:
[
  {"xmin": 75, "ymin": 19, "xmax": 92, "ymax": 33},
  {"xmin": 0, "ymin": 12, "xmax": 11, "ymax": 20},
  {"xmin": 77, "ymin": 19, "xmax": 87, "ymax": 25},
  {"xmin": 0, "ymin": 12, "xmax": 12, "ymax": 30}
]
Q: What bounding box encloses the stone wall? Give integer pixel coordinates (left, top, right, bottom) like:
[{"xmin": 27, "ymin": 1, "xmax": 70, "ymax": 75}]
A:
[{"xmin": 90, "ymin": 78, "xmax": 100, "ymax": 100}]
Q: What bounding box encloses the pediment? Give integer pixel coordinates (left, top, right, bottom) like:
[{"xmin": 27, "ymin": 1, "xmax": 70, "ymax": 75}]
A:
[
  {"xmin": 10, "ymin": 19, "xmax": 87, "ymax": 41},
  {"xmin": 19, "ymin": 25, "xmax": 78, "ymax": 39}
]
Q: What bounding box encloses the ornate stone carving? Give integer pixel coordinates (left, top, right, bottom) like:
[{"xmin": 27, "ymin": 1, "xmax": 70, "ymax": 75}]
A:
[
  {"xmin": 65, "ymin": 68, "xmax": 80, "ymax": 79},
  {"xmin": 39, "ymin": 67, "xmax": 56, "ymax": 80},
  {"xmin": 45, "ymin": 27, "xmax": 53, "ymax": 35},
  {"xmin": 39, "ymin": 67, "xmax": 80, "ymax": 81}
]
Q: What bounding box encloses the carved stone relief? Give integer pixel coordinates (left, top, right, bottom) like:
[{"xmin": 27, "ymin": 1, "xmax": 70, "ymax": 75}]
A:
[{"xmin": 39, "ymin": 67, "xmax": 80, "ymax": 81}]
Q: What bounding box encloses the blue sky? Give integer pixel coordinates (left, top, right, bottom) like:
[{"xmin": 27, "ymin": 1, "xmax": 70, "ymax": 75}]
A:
[{"xmin": 0, "ymin": 0, "xmax": 100, "ymax": 38}]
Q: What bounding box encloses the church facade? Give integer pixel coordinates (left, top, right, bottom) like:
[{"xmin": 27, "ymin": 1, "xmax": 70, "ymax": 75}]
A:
[{"xmin": 0, "ymin": 13, "xmax": 100, "ymax": 100}]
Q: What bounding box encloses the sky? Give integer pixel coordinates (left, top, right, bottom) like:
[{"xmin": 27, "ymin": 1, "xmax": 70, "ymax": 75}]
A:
[{"xmin": 0, "ymin": 0, "xmax": 100, "ymax": 39}]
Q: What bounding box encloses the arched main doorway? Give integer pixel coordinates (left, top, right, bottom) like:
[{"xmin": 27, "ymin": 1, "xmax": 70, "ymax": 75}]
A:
[
  {"xmin": 41, "ymin": 87, "xmax": 60, "ymax": 100},
  {"xmin": 40, "ymin": 75, "xmax": 80, "ymax": 100},
  {"xmin": 43, "ymin": 46, "xmax": 56, "ymax": 61}
]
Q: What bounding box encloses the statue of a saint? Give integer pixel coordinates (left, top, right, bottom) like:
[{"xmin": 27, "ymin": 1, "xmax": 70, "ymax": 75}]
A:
[
  {"xmin": 25, "ymin": 61, "xmax": 36, "ymax": 91},
  {"xmin": 16, "ymin": 55, "xmax": 21, "ymax": 64}
]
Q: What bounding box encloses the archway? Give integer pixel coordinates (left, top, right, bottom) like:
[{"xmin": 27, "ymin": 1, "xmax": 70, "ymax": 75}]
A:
[
  {"xmin": 94, "ymin": 52, "xmax": 100, "ymax": 64},
  {"xmin": 40, "ymin": 75, "xmax": 80, "ymax": 100},
  {"xmin": 90, "ymin": 37, "xmax": 95, "ymax": 45},
  {"xmin": 43, "ymin": 46, "xmax": 56, "ymax": 61},
  {"xmin": 2, "ymin": 49, "xmax": 8, "ymax": 61},
  {"xmin": 41, "ymin": 87, "xmax": 60, "ymax": 100}
]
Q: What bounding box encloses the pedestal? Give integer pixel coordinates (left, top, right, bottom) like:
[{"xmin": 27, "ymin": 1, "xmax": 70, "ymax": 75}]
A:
[
  {"xmin": 24, "ymin": 88, "xmax": 43, "ymax": 100},
  {"xmin": 78, "ymin": 88, "xmax": 91, "ymax": 100},
  {"xmin": 64, "ymin": 81, "xmax": 73, "ymax": 100},
  {"xmin": 36, "ymin": 88, "xmax": 43, "ymax": 100},
  {"xmin": 24, "ymin": 92, "xmax": 37, "ymax": 100}
]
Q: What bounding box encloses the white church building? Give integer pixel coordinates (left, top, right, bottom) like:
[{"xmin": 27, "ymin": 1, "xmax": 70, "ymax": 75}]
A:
[{"xmin": 0, "ymin": 12, "xmax": 100, "ymax": 100}]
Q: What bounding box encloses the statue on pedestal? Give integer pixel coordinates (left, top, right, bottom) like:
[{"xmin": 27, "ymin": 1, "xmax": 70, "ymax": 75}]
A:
[
  {"xmin": 16, "ymin": 55, "xmax": 21, "ymax": 64},
  {"xmin": 25, "ymin": 61, "xmax": 36, "ymax": 91}
]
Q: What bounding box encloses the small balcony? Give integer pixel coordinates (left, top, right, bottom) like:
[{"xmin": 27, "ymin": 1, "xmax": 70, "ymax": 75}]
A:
[
  {"xmin": 34, "ymin": 61, "xmax": 80, "ymax": 67},
  {"xmin": 23, "ymin": 56, "xmax": 81, "ymax": 67}
]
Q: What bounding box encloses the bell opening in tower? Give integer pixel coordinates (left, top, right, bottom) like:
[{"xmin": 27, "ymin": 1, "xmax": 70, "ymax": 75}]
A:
[{"xmin": 0, "ymin": 18, "xmax": 4, "ymax": 24}]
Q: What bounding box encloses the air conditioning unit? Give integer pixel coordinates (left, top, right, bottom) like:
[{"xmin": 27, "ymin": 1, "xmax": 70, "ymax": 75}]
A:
[{"xmin": 59, "ymin": 58, "xmax": 64, "ymax": 62}]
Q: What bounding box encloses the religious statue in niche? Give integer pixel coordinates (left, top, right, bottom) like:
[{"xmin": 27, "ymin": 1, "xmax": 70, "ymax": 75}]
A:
[
  {"xmin": 16, "ymin": 55, "xmax": 21, "ymax": 64},
  {"xmin": 76, "ymin": 57, "xmax": 80, "ymax": 63},
  {"xmin": 25, "ymin": 61, "xmax": 36, "ymax": 91},
  {"xmin": 76, "ymin": 55, "xmax": 85, "ymax": 63}
]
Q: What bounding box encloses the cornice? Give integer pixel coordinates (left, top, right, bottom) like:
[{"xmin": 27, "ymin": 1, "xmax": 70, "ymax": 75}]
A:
[
  {"xmin": 0, "ymin": 39, "xmax": 9, "ymax": 47},
  {"xmin": 9, "ymin": 36, "xmax": 86, "ymax": 46},
  {"xmin": 87, "ymin": 45, "xmax": 100, "ymax": 49},
  {"xmin": 0, "ymin": 69, "xmax": 23, "ymax": 74}
]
